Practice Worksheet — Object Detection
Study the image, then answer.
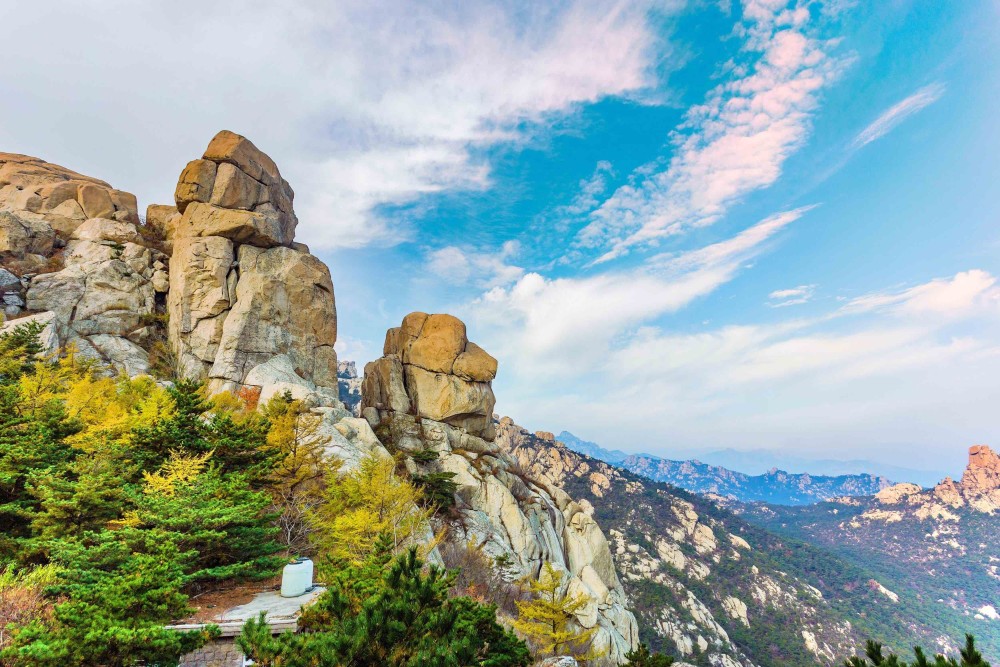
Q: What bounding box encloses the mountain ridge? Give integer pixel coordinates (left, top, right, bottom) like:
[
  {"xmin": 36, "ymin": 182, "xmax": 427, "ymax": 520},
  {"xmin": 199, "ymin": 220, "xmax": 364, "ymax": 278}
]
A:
[{"xmin": 552, "ymin": 431, "xmax": 895, "ymax": 505}]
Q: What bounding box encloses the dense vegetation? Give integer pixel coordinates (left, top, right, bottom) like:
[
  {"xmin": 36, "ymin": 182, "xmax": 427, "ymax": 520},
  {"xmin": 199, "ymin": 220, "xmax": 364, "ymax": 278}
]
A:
[
  {"xmin": 744, "ymin": 499, "xmax": 1000, "ymax": 662},
  {"xmin": 0, "ymin": 324, "xmax": 534, "ymax": 667}
]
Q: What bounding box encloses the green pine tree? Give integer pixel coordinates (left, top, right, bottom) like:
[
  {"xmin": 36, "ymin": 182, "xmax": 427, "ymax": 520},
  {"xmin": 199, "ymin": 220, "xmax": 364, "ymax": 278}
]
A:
[
  {"xmin": 625, "ymin": 643, "xmax": 676, "ymax": 667},
  {"xmin": 845, "ymin": 635, "xmax": 990, "ymax": 667},
  {"xmin": 237, "ymin": 538, "xmax": 531, "ymax": 667},
  {"xmin": 2, "ymin": 532, "xmax": 216, "ymax": 667}
]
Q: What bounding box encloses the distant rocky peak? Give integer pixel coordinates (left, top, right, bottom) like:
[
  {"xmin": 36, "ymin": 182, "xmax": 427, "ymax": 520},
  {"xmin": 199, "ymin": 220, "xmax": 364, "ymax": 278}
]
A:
[
  {"xmin": 962, "ymin": 444, "xmax": 1000, "ymax": 494},
  {"xmin": 877, "ymin": 445, "xmax": 1000, "ymax": 516}
]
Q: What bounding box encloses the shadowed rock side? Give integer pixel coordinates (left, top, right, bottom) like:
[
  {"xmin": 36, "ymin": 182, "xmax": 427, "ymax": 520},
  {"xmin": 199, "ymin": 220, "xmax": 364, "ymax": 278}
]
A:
[{"xmin": 361, "ymin": 313, "xmax": 639, "ymax": 661}]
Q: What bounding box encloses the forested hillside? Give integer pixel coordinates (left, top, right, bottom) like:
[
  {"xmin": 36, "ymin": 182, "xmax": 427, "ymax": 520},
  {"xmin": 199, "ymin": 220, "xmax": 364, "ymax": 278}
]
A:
[
  {"xmin": 498, "ymin": 426, "xmax": 992, "ymax": 666},
  {"xmin": 740, "ymin": 456, "xmax": 1000, "ymax": 664}
]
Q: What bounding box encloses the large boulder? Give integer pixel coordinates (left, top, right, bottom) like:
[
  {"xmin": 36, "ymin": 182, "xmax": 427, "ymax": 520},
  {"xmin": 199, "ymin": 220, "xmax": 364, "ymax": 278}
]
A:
[
  {"xmin": 362, "ymin": 312, "xmax": 497, "ymax": 440},
  {"xmin": 0, "ymin": 152, "xmax": 139, "ymax": 236},
  {"xmin": 207, "ymin": 244, "xmax": 337, "ymax": 393},
  {"xmin": 162, "ymin": 131, "xmax": 338, "ymax": 403},
  {"xmin": 169, "ymin": 131, "xmax": 296, "ymax": 248}
]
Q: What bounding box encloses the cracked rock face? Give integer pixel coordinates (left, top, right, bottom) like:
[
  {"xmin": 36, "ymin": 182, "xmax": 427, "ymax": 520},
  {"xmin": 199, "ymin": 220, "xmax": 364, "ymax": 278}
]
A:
[
  {"xmin": 163, "ymin": 131, "xmax": 337, "ymax": 399},
  {"xmin": 362, "ymin": 312, "xmax": 497, "ymax": 439},
  {"xmin": 359, "ymin": 320, "xmax": 638, "ymax": 661}
]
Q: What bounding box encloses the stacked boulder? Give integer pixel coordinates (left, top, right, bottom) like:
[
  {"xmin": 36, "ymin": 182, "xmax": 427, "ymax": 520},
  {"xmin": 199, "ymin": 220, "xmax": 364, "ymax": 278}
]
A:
[
  {"xmin": 1, "ymin": 152, "xmax": 140, "ymax": 320},
  {"xmin": 0, "ymin": 153, "xmax": 161, "ymax": 371},
  {"xmin": 362, "ymin": 312, "xmax": 497, "ymax": 439},
  {"xmin": 157, "ymin": 131, "xmax": 338, "ymax": 401},
  {"xmin": 360, "ymin": 314, "xmax": 638, "ymax": 661},
  {"xmin": 26, "ymin": 218, "xmax": 165, "ymax": 374}
]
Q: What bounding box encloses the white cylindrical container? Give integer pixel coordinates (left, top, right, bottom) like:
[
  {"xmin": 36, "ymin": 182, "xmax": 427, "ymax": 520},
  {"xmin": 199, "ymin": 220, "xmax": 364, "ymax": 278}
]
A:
[{"xmin": 280, "ymin": 557, "xmax": 314, "ymax": 597}]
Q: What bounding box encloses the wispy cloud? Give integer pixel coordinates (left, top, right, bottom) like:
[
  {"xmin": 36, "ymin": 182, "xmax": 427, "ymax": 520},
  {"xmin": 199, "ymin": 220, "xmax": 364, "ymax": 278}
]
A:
[
  {"xmin": 427, "ymin": 241, "xmax": 525, "ymax": 288},
  {"xmin": 472, "ymin": 206, "xmax": 809, "ymax": 378},
  {"xmin": 768, "ymin": 284, "xmax": 816, "ymax": 307},
  {"xmin": 843, "ymin": 269, "xmax": 1000, "ymax": 317},
  {"xmin": 499, "ymin": 269, "xmax": 1000, "ymax": 463},
  {"xmin": 0, "ymin": 1, "xmax": 664, "ymax": 250},
  {"xmin": 853, "ymin": 82, "xmax": 945, "ymax": 148},
  {"xmin": 575, "ymin": 1, "xmax": 845, "ymax": 263}
]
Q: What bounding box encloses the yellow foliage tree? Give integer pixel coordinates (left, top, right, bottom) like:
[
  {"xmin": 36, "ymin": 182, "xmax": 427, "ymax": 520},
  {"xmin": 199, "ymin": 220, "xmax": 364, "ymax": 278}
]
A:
[
  {"xmin": 141, "ymin": 450, "xmax": 214, "ymax": 497},
  {"xmin": 261, "ymin": 395, "xmax": 338, "ymax": 552},
  {"xmin": 308, "ymin": 453, "xmax": 430, "ymax": 568},
  {"xmin": 513, "ymin": 562, "xmax": 605, "ymax": 662}
]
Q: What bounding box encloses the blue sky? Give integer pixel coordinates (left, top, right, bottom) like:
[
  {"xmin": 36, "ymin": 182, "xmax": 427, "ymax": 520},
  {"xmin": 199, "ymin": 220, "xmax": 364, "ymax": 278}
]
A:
[{"xmin": 2, "ymin": 0, "xmax": 998, "ymax": 473}]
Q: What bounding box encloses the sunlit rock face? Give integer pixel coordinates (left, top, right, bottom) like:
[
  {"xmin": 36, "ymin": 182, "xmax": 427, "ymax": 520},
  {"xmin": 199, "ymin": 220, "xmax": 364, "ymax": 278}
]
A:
[
  {"xmin": 163, "ymin": 131, "xmax": 338, "ymax": 402},
  {"xmin": 362, "ymin": 312, "xmax": 497, "ymax": 440},
  {"xmin": 361, "ymin": 315, "xmax": 639, "ymax": 662}
]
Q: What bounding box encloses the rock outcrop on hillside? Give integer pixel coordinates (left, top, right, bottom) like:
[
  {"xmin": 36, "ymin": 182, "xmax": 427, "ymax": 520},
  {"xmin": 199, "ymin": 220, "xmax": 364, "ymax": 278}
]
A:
[
  {"xmin": 362, "ymin": 312, "xmax": 498, "ymax": 439},
  {"xmin": 1, "ymin": 153, "xmax": 160, "ymax": 371},
  {"xmin": 870, "ymin": 445, "xmax": 1000, "ymax": 517},
  {"xmin": 741, "ymin": 446, "xmax": 1000, "ymax": 658},
  {"xmin": 160, "ymin": 131, "xmax": 338, "ymax": 399},
  {"xmin": 360, "ymin": 315, "xmax": 639, "ymax": 661},
  {"xmin": 494, "ymin": 429, "xmax": 929, "ymax": 666}
]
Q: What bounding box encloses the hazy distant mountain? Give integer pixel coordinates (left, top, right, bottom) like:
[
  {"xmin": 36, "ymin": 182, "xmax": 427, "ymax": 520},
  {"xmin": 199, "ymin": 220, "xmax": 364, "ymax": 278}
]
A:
[
  {"xmin": 556, "ymin": 431, "xmax": 945, "ymax": 489},
  {"xmin": 556, "ymin": 430, "xmax": 628, "ymax": 463},
  {"xmin": 621, "ymin": 454, "xmax": 893, "ymax": 505},
  {"xmin": 692, "ymin": 448, "xmax": 945, "ymax": 488}
]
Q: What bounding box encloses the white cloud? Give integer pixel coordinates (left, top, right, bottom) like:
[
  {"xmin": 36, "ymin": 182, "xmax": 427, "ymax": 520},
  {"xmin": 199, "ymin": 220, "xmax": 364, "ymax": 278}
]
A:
[
  {"xmin": 768, "ymin": 284, "xmax": 815, "ymax": 306},
  {"xmin": 843, "ymin": 270, "xmax": 1000, "ymax": 318},
  {"xmin": 427, "ymin": 241, "xmax": 525, "ymax": 288},
  {"xmin": 472, "ymin": 207, "xmax": 808, "ymax": 377},
  {"xmin": 488, "ymin": 269, "xmax": 1000, "ymax": 465},
  {"xmin": 576, "ymin": 0, "xmax": 845, "ymax": 262},
  {"xmin": 853, "ymin": 82, "xmax": 945, "ymax": 148},
  {"xmin": 0, "ymin": 1, "xmax": 662, "ymax": 250}
]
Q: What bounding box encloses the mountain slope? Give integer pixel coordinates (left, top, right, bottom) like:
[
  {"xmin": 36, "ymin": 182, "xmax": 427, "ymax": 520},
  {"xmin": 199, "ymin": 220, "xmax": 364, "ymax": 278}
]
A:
[
  {"xmin": 739, "ymin": 445, "xmax": 1000, "ymax": 663},
  {"xmin": 495, "ymin": 424, "xmax": 968, "ymax": 667}
]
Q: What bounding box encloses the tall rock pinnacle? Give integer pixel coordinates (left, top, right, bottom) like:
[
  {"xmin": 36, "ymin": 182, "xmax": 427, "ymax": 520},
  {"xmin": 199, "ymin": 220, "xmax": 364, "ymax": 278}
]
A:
[{"xmin": 163, "ymin": 130, "xmax": 338, "ymax": 400}]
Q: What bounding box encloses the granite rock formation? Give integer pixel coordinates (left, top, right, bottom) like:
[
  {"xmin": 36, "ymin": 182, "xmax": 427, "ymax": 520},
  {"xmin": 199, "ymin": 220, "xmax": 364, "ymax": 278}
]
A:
[
  {"xmin": 160, "ymin": 131, "xmax": 337, "ymax": 398},
  {"xmin": 362, "ymin": 312, "xmax": 497, "ymax": 439},
  {"xmin": 0, "ymin": 153, "xmax": 159, "ymax": 372},
  {"xmin": 361, "ymin": 317, "xmax": 639, "ymax": 661}
]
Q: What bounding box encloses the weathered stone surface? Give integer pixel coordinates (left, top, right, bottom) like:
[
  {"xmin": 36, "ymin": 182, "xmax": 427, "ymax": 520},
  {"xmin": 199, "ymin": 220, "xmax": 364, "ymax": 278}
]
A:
[
  {"xmin": 361, "ymin": 355, "xmax": 410, "ymax": 414},
  {"xmin": 452, "ymin": 341, "xmax": 497, "ymax": 381},
  {"xmin": 145, "ymin": 204, "xmax": 181, "ymax": 244},
  {"xmin": 168, "ymin": 236, "xmax": 234, "ymax": 377},
  {"xmin": 71, "ymin": 218, "xmax": 140, "ymax": 244},
  {"xmin": 0, "ymin": 210, "xmax": 55, "ymax": 256},
  {"xmin": 76, "ymin": 183, "xmax": 115, "ymax": 219},
  {"xmin": 210, "ymin": 162, "xmax": 261, "ymax": 210},
  {"xmin": 174, "ymin": 202, "xmax": 293, "ymax": 247},
  {"xmin": 203, "ymin": 130, "xmax": 280, "ymax": 185},
  {"xmin": 404, "ymin": 364, "xmax": 495, "ymax": 433},
  {"xmin": 364, "ymin": 312, "xmax": 497, "ymax": 441},
  {"xmin": 204, "ymin": 244, "xmax": 336, "ymax": 393},
  {"xmin": 404, "ymin": 313, "xmax": 466, "ymax": 373},
  {"xmin": 875, "ymin": 483, "xmax": 922, "ymax": 505},
  {"xmin": 174, "ymin": 159, "xmax": 217, "ymax": 213},
  {"xmin": 244, "ymin": 354, "xmax": 317, "ymax": 405},
  {"xmin": 0, "ymin": 153, "xmax": 135, "ymax": 241}
]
